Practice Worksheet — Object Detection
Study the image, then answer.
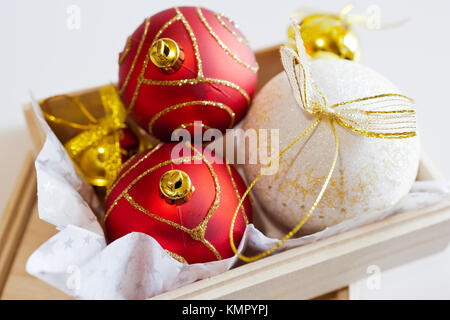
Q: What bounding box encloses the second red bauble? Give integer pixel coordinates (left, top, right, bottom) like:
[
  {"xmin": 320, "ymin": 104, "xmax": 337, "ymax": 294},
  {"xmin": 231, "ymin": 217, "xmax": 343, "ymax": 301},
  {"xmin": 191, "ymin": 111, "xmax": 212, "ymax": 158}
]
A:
[
  {"xmin": 118, "ymin": 6, "xmax": 258, "ymax": 141},
  {"xmin": 104, "ymin": 143, "xmax": 252, "ymax": 264}
]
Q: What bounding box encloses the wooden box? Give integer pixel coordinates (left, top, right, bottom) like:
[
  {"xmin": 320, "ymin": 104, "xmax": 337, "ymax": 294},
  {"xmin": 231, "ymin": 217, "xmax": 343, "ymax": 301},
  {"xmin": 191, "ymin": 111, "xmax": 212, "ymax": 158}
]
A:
[{"xmin": 1, "ymin": 45, "xmax": 450, "ymax": 300}]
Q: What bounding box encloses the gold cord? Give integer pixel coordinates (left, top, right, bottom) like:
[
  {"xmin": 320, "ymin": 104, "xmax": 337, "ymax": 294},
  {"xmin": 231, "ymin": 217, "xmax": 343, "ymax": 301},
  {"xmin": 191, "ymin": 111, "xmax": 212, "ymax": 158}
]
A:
[{"xmin": 229, "ymin": 23, "xmax": 417, "ymax": 262}]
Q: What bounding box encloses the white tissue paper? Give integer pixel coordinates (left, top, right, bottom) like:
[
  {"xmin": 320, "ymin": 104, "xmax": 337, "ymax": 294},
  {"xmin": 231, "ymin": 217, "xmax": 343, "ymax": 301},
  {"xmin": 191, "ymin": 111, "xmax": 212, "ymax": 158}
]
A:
[{"xmin": 26, "ymin": 94, "xmax": 450, "ymax": 300}]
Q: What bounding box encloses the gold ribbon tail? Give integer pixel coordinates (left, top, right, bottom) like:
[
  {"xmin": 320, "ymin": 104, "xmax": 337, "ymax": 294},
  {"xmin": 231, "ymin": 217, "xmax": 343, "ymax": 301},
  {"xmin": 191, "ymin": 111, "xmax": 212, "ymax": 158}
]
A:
[
  {"xmin": 229, "ymin": 118, "xmax": 340, "ymax": 263},
  {"xmin": 230, "ymin": 21, "xmax": 417, "ymax": 264}
]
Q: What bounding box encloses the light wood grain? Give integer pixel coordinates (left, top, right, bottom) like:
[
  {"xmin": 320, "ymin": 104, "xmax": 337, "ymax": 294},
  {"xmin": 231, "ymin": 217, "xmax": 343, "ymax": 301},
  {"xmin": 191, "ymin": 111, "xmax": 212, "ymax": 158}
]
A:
[
  {"xmin": 4, "ymin": 45, "xmax": 450, "ymax": 300},
  {"xmin": 152, "ymin": 192, "xmax": 450, "ymax": 300},
  {"xmin": 0, "ymin": 153, "xmax": 36, "ymax": 295},
  {"xmin": 0, "ymin": 152, "xmax": 70, "ymax": 300},
  {"xmin": 0, "ymin": 157, "xmax": 346, "ymax": 300},
  {"xmin": 1, "ymin": 203, "xmax": 71, "ymax": 300}
]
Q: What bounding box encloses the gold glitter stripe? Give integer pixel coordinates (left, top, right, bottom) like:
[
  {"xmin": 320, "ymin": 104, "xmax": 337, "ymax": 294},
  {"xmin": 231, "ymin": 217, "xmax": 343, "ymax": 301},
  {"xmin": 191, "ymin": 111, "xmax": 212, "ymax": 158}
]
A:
[
  {"xmin": 153, "ymin": 12, "xmax": 182, "ymax": 43},
  {"xmin": 126, "ymin": 7, "xmax": 252, "ymax": 115},
  {"xmin": 119, "ymin": 18, "xmax": 151, "ymax": 95},
  {"xmin": 205, "ymin": 78, "xmax": 250, "ymax": 103},
  {"xmin": 106, "ymin": 144, "xmax": 163, "ymax": 198},
  {"xmin": 148, "ymin": 101, "xmax": 236, "ymax": 135},
  {"xmin": 119, "ymin": 153, "xmax": 138, "ymax": 171},
  {"xmin": 144, "ymin": 8, "xmax": 203, "ymax": 81},
  {"xmin": 189, "ymin": 144, "xmax": 220, "ymax": 226},
  {"xmin": 225, "ymin": 163, "xmax": 249, "ymax": 225},
  {"xmin": 176, "ymin": 122, "xmax": 212, "ymax": 130},
  {"xmin": 196, "ymin": 7, "xmax": 258, "ymax": 73},
  {"xmin": 105, "ymin": 143, "xmax": 223, "ymax": 262},
  {"xmin": 124, "ymin": 191, "xmax": 191, "ymax": 232},
  {"xmin": 104, "ymin": 156, "xmax": 198, "ymax": 221},
  {"xmin": 176, "ymin": 7, "xmax": 204, "ymax": 78},
  {"xmin": 165, "ymin": 249, "xmax": 188, "ymax": 264},
  {"xmin": 118, "ymin": 36, "xmax": 132, "ymax": 65},
  {"xmin": 140, "ymin": 77, "xmax": 250, "ymax": 104},
  {"xmin": 127, "ymin": 7, "xmax": 205, "ymax": 113},
  {"xmin": 187, "ymin": 143, "xmax": 222, "ymax": 260},
  {"xmin": 127, "ymin": 81, "xmax": 143, "ymax": 113},
  {"xmin": 201, "ymin": 237, "xmax": 222, "ymax": 260},
  {"xmin": 215, "ymin": 13, "xmax": 249, "ymax": 45}
]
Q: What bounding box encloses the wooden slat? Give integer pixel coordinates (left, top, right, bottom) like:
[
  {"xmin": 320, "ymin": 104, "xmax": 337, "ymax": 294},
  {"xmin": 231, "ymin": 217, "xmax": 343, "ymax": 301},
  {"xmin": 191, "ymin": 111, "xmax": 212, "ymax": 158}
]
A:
[
  {"xmin": 0, "ymin": 152, "xmax": 37, "ymax": 296},
  {"xmin": 6, "ymin": 44, "xmax": 450, "ymax": 300},
  {"xmin": 1, "ymin": 202, "xmax": 71, "ymax": 299},
  {"xmin": 0, "ymin": 156, "xmax": 348, "ymax": 300},
  {"xmin": 314, "ymin": 287, "xmax": 349, "ymax": 300},
  {"xmin": 3, "ymin": 130, "xmax": 449, "ymax": 301},
  {"xmin": 152, "ymin": 186, "xmax": 450, "ymax": 300}
]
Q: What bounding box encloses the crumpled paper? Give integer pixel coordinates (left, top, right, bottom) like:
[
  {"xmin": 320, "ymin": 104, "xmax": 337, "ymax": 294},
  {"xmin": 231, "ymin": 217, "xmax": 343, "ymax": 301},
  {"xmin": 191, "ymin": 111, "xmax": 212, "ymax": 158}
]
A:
[{"xmin": 26, "ymin": 94, "xmax": 450, "ymax": 300}]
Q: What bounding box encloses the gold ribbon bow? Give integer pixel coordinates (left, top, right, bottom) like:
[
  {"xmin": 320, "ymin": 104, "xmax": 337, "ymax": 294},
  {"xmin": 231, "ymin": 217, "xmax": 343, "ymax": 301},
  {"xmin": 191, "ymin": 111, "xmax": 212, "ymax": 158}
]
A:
[
  {"xmin": 229, "ymin": 24, "xmax": 417, "ymax": 262},
  {"xmin": 41, "ymin": 85, "xmax": 127, "ymax": 188}
]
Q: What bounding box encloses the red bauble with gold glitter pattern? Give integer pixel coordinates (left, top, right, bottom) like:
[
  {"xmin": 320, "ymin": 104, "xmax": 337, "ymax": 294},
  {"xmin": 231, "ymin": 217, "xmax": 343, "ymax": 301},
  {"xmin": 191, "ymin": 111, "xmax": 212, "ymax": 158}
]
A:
[
  {"xmin": 104, "ymin": 143, "xmax": 252, "ymax": 264},
  {"xmin": 118, "ymin": 6, "xmax": 258, "ymax": 141}
]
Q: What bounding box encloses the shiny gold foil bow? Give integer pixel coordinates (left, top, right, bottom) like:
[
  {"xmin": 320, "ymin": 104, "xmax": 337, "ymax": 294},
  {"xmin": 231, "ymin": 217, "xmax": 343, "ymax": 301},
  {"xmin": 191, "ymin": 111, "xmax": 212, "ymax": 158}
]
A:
[
  {"xmin": 41, "ymin": 85, "xmax": 128, "ymax": 188},
  {"xmin": 229, "ymin": 24, "xmax": 417, "ymax": 262}
]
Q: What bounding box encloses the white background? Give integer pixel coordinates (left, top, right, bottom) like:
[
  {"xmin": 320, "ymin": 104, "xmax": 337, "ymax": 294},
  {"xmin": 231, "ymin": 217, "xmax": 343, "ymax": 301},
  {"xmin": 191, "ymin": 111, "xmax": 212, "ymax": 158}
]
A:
[{"xmin": 1, "ymin": 0, "xmax": 449, "ymax": 299}]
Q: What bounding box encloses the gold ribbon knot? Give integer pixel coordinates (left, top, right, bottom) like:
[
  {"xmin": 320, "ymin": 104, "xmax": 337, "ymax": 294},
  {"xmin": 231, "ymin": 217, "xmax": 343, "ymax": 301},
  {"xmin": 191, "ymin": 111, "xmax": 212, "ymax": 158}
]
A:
[
  {"xmin": 229, "ymin": 24, "xmax": 417, "ymax": 262},
  {"xmin": 41, "ymin": 85, "xmax": 128, "ymax": 188}
]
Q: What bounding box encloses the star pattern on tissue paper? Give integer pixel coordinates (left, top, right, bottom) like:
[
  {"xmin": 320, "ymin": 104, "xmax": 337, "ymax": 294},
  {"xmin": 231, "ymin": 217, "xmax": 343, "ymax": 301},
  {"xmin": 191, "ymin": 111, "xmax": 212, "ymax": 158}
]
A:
[
  {"xmin": 83, "ymin": 235, "xmax": 92, "ymax": 244},
  {"xmin": 64, "ymin": 238, "xmax": 74, "ymax": 249},
  {"xmin": 42, "ymin": 181, "xmax": 54, "ymax": 193}
]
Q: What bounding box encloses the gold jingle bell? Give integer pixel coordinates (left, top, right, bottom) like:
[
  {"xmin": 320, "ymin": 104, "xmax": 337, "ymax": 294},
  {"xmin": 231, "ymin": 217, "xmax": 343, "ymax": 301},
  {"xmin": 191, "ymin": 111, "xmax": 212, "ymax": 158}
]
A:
[
  {"xmin": 150, "ymin": 38, "xmax": 185, "ymax": 74},
  {"xmin": 78, "ymin": 143, "xmax": 110, "ymax": 187},
  {"xmin": 159, "ymin": 169, "xmax": 195, "ymax": 205},
  {"xmin": 288, "ymin": 11, "xmax": 360, "ymax": 61}
]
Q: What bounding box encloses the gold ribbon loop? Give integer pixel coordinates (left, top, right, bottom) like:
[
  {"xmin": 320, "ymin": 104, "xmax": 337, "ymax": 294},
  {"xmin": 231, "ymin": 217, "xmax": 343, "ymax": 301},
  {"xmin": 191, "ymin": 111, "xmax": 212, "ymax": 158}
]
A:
[
  {"xmin": 64, "ymin": 86, "xmax": 127, "ymax": 159},
  {"xmin": 229, "ymin": 24, "xmax": 417, "ymax": 262},
  {"xmin": 41, "ymin": 85, "xmax": 128, "ymax": 188}
]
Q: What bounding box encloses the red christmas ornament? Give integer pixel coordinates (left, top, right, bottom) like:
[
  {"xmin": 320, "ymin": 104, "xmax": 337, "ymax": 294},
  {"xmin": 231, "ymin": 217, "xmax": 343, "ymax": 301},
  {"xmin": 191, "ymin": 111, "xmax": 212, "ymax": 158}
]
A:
[
  {"xmin": 104, "ymin": 143, "xmax": 252, "ymax": 264},
  {"xmin": 118, "ymin": 127, "xmax": 140, "ymax": 162},
  {"xmin": 118, "ymin": 6, "xmax": 258, "ymax": 141}
]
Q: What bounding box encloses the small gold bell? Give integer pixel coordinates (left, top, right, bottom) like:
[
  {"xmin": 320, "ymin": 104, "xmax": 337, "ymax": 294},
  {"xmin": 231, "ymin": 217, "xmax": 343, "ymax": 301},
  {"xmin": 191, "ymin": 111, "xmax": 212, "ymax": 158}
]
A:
[
  {"xmin": 288, "ymin": 12, "xmax": 360, "ymax": 61},
  {"xmin": 150, "ymin": 38, "xmax": 185, "ymax": 74},
  {"xmin": 78, "ymin": 144, "xmax": 109, "ymax": 187},
  {"xmin": 159, "ymin": 169, "xmax": 195, "ymax": 205}
]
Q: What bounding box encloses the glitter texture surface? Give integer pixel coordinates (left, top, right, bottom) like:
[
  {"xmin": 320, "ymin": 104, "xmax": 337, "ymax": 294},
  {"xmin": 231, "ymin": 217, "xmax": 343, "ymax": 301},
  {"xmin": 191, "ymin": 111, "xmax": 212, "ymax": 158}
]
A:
[{"xmin": 243, "ymin": 58, "xmax": 420, "ymax": 234}]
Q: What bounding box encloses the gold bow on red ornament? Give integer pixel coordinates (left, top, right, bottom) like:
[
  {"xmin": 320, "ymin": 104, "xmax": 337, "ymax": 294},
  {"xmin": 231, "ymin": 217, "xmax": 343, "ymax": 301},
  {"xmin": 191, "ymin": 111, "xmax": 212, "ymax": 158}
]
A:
[
  {"xmin": 40, "ymin": 85, "xmax": 137, "ymax": 189},
  {"xmin": 229, "ymin": 23, "xmax": 417, "ymax": 263}
]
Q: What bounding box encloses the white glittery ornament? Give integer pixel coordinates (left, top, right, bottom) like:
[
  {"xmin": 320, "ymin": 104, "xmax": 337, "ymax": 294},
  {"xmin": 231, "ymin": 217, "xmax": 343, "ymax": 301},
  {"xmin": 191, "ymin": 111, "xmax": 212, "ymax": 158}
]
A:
[{"xmin": 243, "ymin": 58, "xmax": 420, "ymax": 234}]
